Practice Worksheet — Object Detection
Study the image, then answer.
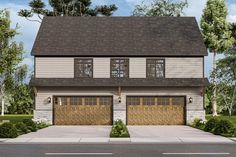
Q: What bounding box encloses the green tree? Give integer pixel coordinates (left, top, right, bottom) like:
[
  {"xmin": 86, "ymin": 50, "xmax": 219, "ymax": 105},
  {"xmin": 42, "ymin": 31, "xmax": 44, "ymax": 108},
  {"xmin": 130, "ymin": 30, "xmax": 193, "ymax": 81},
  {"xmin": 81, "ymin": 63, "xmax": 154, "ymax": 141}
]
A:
[
  {"xmin": 200, "ymin": 0, "xmax": 234, "ymax": 116},
  {"xmin": 0, "ymin": 9, "xmax": 25, "ymax": 116},
  {"xmin": 8, "ymin": 65, "xmax": 33, "ymax": 114},
  {"xmin": 18, "ymin": 0, "xmax": 118, "ymax": 23},
  {"xmin": 8, "ymin": 85, "xmax": 33, "ymax": 114},
  {"xmin": 205, "ymin": 84, "xmax": 213, "ymax": 114},
  {"xmin": 132, "ymin": 0, "xmax": 188, "ymax": 16},
  {"xmin": 214, "ymin": 23, "xmax": 236, "ymax": 116}
]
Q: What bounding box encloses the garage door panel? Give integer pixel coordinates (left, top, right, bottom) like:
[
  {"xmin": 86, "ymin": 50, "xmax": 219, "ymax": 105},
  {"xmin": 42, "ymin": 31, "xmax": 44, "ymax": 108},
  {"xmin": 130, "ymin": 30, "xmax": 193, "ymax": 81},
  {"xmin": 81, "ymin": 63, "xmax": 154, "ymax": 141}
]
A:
[
  {"xmin": 127, "ymin": 96, "xmax": 185, "ymax": 125},
  {"xmin": 53, "ymin": 96, "xmax": 112, "ymax": 125}
]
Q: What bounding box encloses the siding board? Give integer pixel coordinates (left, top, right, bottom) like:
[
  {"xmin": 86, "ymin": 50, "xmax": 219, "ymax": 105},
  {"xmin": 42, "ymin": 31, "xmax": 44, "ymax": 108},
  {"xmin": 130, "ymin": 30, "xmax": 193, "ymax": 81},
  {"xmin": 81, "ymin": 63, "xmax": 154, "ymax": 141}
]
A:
[
  {"xmin": 93, "ymin": 58, "xmax": 110, "ymax": 78},
  {"xmin": 166, "ymin": 58, "xmax": 203, "ymax": 78},
  {"xmin": 129, "ymin": 58, "xmax": 146, "ymax": 78},
  {"xmin": 36, "ymin": 57, "xmax": 74, "ymax": 78}
]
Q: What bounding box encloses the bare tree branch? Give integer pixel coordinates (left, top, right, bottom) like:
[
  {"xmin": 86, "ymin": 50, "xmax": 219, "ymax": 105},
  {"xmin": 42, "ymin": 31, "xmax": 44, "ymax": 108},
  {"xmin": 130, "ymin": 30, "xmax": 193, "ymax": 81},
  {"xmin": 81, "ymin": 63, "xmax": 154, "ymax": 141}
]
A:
[
  {"xmin": 25, "ymin": 17, "xmax": 41, "ymax": 23},
  {"xmin": 37, "ymin": 14, "xmax": 43, "ymax": 20}
]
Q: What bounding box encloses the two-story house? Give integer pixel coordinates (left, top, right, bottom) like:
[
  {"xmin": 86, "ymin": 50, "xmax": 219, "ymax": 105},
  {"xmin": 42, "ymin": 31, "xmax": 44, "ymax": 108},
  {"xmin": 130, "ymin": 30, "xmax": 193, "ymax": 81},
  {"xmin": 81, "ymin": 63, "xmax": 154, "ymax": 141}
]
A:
[{"xmin": 31, "ymin": 17, "xmax": 209, "ymax": 125}]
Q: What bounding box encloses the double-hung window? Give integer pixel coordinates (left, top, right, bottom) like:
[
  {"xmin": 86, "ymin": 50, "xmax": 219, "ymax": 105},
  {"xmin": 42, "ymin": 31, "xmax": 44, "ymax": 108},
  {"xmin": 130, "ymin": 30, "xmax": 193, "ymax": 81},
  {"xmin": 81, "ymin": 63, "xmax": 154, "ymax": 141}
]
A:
[
  {"xmin": 75, "ymin": 59, "xmax": 93, "ymax": 78},
  {"xmin": 147, "ymin": 59, "xmax": 165, "ymax": 78},
  {"xmin": 111, "ymin": 59, "xmax": 129, "ymax": 78}
]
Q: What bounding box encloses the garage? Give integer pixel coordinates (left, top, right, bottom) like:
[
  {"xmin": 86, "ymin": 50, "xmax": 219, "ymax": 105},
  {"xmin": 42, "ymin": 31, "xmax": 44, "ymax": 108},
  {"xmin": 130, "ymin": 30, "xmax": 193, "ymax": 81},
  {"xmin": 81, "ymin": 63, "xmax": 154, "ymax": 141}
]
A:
[
  {"xmin": 127, "ymin": 96, "xmax": 186, "ymax": 125},
  {"xmin": 53, "ymin": 96, "xmax": 113, "ymax": 125}
]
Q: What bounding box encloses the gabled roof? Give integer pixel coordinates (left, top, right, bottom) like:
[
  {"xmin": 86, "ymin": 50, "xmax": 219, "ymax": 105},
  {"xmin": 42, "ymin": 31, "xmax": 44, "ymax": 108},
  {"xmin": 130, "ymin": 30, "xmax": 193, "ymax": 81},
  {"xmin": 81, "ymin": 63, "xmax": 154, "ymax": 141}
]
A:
[{"xmin": 32, "ymin": 16, "xmax": 207, "ymax": 56}]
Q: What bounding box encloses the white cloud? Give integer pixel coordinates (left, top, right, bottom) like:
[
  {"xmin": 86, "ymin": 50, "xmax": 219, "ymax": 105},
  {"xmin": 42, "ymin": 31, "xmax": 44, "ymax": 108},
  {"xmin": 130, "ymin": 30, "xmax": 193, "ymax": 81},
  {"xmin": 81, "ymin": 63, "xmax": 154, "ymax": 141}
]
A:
[
  {"xmin": 227, "ymin": 3, "xmax": 236, "ymax": 23},
  {"xmin": 228, "ymin": 15, "xmax": 236, "ymax": 23},
  {"xmin": 124, "ymin": 0, "xmax": 145, "ymax": 5}
]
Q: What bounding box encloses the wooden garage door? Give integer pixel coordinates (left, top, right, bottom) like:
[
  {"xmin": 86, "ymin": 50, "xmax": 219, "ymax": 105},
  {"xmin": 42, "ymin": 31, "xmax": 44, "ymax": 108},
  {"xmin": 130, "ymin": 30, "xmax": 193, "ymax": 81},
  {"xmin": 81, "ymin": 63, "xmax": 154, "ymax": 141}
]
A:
[
  {"xmin": 53, "ymin": 96, "xmax": 112, "ymax": 125},
  {"xmin": 127, "ymin": 96, "xmax": 185, "ymax": 125}
]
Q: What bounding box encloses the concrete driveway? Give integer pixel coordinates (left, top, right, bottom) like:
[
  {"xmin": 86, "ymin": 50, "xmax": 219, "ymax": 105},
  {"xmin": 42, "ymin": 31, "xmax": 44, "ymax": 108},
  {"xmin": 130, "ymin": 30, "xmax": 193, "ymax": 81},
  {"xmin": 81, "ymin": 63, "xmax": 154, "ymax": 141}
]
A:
[
  {"xmin": 128, "ymin": 125, "xmax": 222, "ymax": 138},
  {"xmin": 18, "ymin": 126, "xmax": 111, "ymax": 138},
  {"xmin": 127, "ymin": 125, "xmax": 232, "ymax": 143},
  {"xmin": 5, "ymin": 125, "xmax": 234, "ymax": 143}
]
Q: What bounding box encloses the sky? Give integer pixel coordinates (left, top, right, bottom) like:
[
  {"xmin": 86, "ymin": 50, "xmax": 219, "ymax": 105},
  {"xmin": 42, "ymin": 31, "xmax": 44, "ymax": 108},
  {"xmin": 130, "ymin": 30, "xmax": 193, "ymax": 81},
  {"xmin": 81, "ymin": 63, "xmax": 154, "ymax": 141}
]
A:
[{"xmin": 0, "ymin": 0, "xmax": 236, "ymax": 80}]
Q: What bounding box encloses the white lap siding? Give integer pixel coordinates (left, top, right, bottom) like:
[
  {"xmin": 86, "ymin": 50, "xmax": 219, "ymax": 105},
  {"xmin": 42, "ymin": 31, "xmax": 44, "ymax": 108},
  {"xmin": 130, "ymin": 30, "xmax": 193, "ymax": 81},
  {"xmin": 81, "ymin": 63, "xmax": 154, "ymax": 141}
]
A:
[
  {"xmin": 34, "ymin": 87, "xmax": 205, "ymax": 125},
  {"xmin": 35, "ymin": 57, "xmax": 74, "ymax": 78},
  {"xmin": 165, "ymin": 57, "xmax": 203, "ymax": 78},
  {"xmin": 93, "ymin": 58, "xmax": 110, "ymax": 78},
  {"xmin": 128, "ymin": 57, "xmax": 203, "ymax": 78},
  {"xmin": 35, "ymin": 57, "xmax": 203, "ymax": 79},
  {"xmin": 129, "ymin": 58, "xmax": 146, "ymax": 78}
]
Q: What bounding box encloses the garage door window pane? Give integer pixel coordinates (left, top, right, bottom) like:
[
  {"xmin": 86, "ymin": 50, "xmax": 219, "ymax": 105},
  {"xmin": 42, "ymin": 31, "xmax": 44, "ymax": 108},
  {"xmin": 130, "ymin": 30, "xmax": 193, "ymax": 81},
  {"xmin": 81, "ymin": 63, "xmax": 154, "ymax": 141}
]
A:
[
  {"xmin": 172, "ymin": 97, "xmax": 185, "ymax": 105},
  {"xmin": 143, "ymin": 97, "xmax": 155, "ymax": 105},
  {"xmin": 70, "ymin": 97, "xmax": 82, "ymax": 105},
  {"xmin": 55, "ymin": 97, "xmax": 67, "ymax": 106},
  {"xmin": 157, "ymin": 97, "xmax": 170, "ymax": 105},
  {"xmin": 85, "ymin": 97, "xmax": 97, "ymax": 105},
  {"xmin": 100, "ymin": 97, "xmax": 112, "ymax": 105},
  {"xmin": 127, "ymin": 97, "xmax": 140, "ymax": 105}
]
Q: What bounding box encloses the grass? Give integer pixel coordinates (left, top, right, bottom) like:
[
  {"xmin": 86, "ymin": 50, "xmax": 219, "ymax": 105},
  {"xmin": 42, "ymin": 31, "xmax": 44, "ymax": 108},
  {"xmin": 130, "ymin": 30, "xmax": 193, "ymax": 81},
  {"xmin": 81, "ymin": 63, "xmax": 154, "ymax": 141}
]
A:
[
  {"xmin": 0, "ymin": 114, "xmax": 33, "ymax": 124},
  {"xmin": 206, "ymin": 115, "xmax": 236, "ymax": 127}
]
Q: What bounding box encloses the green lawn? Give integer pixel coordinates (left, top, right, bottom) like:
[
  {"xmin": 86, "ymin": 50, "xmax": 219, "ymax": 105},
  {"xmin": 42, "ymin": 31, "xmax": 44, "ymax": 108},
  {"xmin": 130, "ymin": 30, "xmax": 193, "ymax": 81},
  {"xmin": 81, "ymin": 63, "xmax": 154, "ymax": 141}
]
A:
[
  {"xmin": 206, "ymin": 115, "xmax": 236, "ymax": 127},
  {"xmin": 0, "ymin": 114, "xmax": 33, "ymax": 124}
]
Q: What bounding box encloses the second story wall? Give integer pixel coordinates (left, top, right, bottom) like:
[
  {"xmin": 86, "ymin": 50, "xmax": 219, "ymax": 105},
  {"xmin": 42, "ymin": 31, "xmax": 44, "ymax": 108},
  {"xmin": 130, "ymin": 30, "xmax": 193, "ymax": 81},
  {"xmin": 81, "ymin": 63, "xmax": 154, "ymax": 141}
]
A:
[{"xmin": 35, "ymin": 57, "xmax": 203, "ymax": 78}]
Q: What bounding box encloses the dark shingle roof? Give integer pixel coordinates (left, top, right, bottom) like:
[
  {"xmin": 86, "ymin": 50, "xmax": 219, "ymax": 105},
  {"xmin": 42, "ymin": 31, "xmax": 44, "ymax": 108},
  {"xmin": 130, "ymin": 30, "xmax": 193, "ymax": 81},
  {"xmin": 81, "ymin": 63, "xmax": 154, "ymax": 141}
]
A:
[
  {"xmin": 30, "ymin": 78, "xmax": 209, "ymax": 87},
  {"xmin": 32, "ymin": 16, "xmax": 207, "ymax": 56}
]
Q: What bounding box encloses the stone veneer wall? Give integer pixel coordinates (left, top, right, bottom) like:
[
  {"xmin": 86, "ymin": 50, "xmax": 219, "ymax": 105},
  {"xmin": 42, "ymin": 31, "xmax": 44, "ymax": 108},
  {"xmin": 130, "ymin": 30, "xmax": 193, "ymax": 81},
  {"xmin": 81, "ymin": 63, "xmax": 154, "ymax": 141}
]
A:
[{"xmin": 186, "ymin": 110, "xmax": 206, "ymax": 124}]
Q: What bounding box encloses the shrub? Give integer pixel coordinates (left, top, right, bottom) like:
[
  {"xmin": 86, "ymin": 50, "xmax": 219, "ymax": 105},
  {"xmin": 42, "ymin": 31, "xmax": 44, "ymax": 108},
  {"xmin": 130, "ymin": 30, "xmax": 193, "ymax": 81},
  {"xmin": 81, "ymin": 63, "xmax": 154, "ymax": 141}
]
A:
[
  {"xmin": 15, "ymin": 122, "xmax": 29, "ymax": 134},
  {"xmin": 191, "ymin": 118, "xmax": 205, "ymax": 130},
  {"xmin": 0, "ymin": 122, "xmax": 18, "ymax": 138},
  {"xmin": 212, "ymin": 119, "xmax": 234, "ymax": 135},
  {"xmin": 22, "ymin": 119, "xmax": 37, "ymax": 132},
  {"xmin": 110, "ymin": 119, "xmax": 130, "ymax": 138},
  {"xmin": 232, "ymin": 129, "xmax": 236, "ymax": 137},
  {"xmin": 204, "ymin": 117, "xmax": 220, "ymax": 132},
  {"xmin": 36, "ymin": 122, "xmax": 48, "ymax": 129}
]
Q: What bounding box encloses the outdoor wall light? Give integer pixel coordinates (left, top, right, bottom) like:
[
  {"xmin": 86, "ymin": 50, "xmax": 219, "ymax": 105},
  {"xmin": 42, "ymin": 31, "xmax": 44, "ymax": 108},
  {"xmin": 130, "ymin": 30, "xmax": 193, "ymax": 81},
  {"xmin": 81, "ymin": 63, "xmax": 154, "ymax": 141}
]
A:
[
  {"xmin": 189, "ymin": 97, "xmax": 193, "ymax": 103},
  {"xmin": 47, "ymin": 97, "xmax": 51, "ymax": 103},
  {"xmin": 118, "ymin": 96, "xmax": 121, "ymax": 103}
]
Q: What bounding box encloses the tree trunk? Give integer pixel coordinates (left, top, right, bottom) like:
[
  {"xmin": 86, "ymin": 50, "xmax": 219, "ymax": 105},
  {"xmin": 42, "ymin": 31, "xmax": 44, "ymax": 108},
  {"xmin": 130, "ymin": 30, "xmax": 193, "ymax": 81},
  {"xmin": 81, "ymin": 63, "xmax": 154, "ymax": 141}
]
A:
[
  {"xmin": 1, "ymin": 96, "xmax": 4, "ymax": 116},
  {"xmin": 212, "ymin": 51, "xmax": 218, "ymax": 116},
  {"xmin": 229, "ymin": 109, "xmax": 232, "ymax": 117}
]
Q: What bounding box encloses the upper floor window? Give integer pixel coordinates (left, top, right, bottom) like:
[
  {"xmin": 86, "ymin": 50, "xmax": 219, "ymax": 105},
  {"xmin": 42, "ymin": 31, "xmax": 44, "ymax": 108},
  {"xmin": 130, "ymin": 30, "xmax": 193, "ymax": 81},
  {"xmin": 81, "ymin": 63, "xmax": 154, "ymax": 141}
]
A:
[
  {"xmin": 111, "ymin": 59, "xmax": 129, "ymax": 78},
  {"xmin": 147, "ymin": 59, "xmax": 165, "ymax": 78},
  {"xmin": 75, "ymin": 59, "xmax": 93, "ymax": 78}
]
